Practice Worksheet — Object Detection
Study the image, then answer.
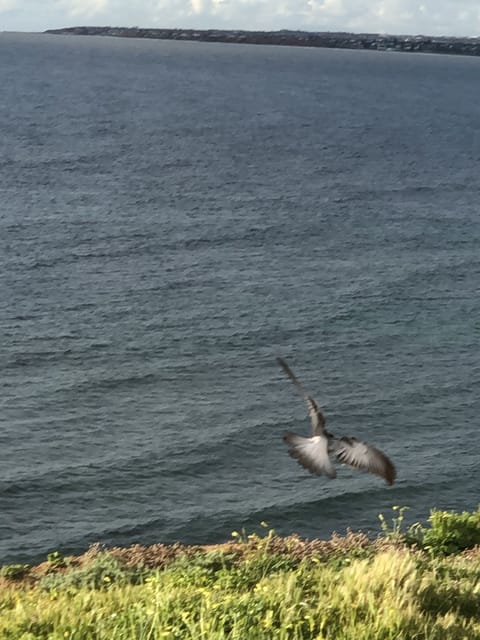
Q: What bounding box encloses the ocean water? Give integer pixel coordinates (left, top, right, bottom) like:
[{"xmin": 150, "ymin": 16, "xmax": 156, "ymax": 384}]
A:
[{"xmin": 1, "ymin": 32, "xmax": 480, "ymax": 564}]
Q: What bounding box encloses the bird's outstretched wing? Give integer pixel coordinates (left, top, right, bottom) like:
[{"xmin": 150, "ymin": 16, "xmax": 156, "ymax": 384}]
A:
[
  {"xmin": 283, "ymin": 432, "xmax": 337, "ymax": 478},
  {"xmin": 333, "ymin": 436, "xmax": 396, "ymax": 485},
  {"xmin": 277, "ymin": 357, "xmax": 326, "ymax": 435}
]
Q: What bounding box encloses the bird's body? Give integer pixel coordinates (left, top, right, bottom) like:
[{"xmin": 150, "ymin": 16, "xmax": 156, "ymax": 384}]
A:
[{"xmin": 278, "ymin": 358, "xmax": 396, "ymax": 485}]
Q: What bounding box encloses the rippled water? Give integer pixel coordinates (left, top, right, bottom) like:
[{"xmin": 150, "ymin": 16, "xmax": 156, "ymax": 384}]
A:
[{"xmin": 1, "ymin": 32, "xmax": 480, "ymax": 563}]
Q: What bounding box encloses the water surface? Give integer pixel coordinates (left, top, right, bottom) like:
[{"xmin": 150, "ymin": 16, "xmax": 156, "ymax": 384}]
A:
[{"xmin": 1, "ymin": 33, "xmax": 479, "ymax": 563}]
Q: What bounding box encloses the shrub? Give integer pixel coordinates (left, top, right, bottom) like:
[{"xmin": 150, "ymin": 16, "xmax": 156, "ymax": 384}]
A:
[
  {"xmin": 0, "ymin": 564, "xmax": 30, "ymax": 580},
  {"xmin": 414, "ymin": 507, "xmax": 480, "ymax": 555},
  {"xmin": 39, "ymin": 552, "xmax": 145, "ymax": 592}
]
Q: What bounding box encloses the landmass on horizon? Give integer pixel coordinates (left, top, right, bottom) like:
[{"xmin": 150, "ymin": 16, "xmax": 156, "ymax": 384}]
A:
[{"xmin": 45, "ymin": 26, "xmax": 480, "ymax": 56}]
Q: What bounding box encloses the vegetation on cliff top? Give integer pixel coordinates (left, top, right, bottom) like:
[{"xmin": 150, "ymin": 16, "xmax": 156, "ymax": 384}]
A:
[{"xmin": 1, "ymin": 507, "xmax": 480, "ymax": 639}]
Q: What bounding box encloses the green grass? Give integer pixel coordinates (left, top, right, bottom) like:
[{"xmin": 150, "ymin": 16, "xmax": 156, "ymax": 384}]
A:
[{"xmin": 2, "ymin": 509, "xmax": 480, "ymax": 639}]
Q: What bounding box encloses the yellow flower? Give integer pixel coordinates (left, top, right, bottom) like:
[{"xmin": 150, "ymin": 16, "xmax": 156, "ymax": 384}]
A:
[{"xmin": 263, "ymin": 609, "xmax": 274, "ymax": 630}]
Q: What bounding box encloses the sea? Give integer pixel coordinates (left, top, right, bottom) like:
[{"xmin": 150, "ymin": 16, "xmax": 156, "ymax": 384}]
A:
[{"xmin": 1, "ymin": 32, "xmax": 479, "ymax": 564}]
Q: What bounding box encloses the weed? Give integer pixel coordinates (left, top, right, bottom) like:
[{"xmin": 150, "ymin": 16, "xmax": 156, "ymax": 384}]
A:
[
  {"xmin": 0, "ymin": 564, "xmax": 30, "ymax": 580},
  {"xmin": 47, "ymin": 550, "xmax": 65, "ymax": 568},
  {"xmin": 378, "ymin": 505, "xmax": 410, "ymax": 541}
]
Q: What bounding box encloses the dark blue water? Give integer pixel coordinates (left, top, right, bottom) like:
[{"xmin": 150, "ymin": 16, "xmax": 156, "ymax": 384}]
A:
[{"xmin": 1, "ymin": 32, "xmax": 480, "ymax": 564}]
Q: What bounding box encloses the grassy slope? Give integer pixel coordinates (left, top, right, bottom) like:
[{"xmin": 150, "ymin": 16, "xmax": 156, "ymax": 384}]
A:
[{"xmin": 2, "ymin": 509, "xmax": 480, "ymax": 639}]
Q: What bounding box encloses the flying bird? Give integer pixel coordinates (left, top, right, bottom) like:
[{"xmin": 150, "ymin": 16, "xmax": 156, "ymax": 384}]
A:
[{"xmin": 277, "ymin": 357, "xmax": 396, "ymax": 485}]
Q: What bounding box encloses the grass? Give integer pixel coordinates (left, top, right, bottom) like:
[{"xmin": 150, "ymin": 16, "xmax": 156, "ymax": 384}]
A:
[{"xmin": 1, "ymin": 509, "xmax": 480, "ymax": 639}]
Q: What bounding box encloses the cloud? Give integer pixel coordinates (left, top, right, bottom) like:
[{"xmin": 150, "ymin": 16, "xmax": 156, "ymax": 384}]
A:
[
  {"xmin": 0, "ymin": 0, "xmax": 17, "ymax": 11},
  {"xmin": 350, "ymin": 0, "xmax": 480, "ymax": 34},
  {"xmin": 56, "ymin": 0, "xmax": 109, "ymax": 18}
]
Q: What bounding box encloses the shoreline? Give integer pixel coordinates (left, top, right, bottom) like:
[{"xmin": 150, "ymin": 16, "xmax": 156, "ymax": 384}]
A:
[{"xmin": 44, "ymin": 26, "xmax": 480, "ymax": 57}]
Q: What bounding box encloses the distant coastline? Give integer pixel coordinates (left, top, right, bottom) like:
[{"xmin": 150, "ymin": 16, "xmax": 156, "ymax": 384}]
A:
[{"xmin": 45, "ymin": 26, "xmax": 480, "ymax": 56}]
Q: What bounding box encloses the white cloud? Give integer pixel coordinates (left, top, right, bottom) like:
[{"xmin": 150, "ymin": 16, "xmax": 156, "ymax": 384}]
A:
[
  {"xmin": 318, "ymin": 0, "xmax": 346, "ymax": 19},
  {"xmin": 0, "ymin": 0, "xmax": 17, "ymax": 12},
  {"xmin": 190, "ymin": 0, "xmax": 223, "ymax": 16},
  {"xmin": 56, "ymin": 0, "xmax": 109, "ymax": 18}
]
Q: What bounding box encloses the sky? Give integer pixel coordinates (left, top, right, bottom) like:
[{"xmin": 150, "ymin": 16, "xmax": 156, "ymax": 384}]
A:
[{"xmin": 1, "ymin": 0, "xmax": 480, "ymax": 37}]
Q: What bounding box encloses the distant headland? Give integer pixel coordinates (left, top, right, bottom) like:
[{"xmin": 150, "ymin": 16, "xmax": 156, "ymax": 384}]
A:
[{"xmin": 45, "ymin": 26, "xmax": 480, "ymax": 57}]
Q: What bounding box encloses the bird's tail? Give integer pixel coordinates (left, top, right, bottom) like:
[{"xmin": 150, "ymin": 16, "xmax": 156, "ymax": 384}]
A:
[{"xmin": 277, "ymin": 358, "xmax": 310, "ymax": 400}]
